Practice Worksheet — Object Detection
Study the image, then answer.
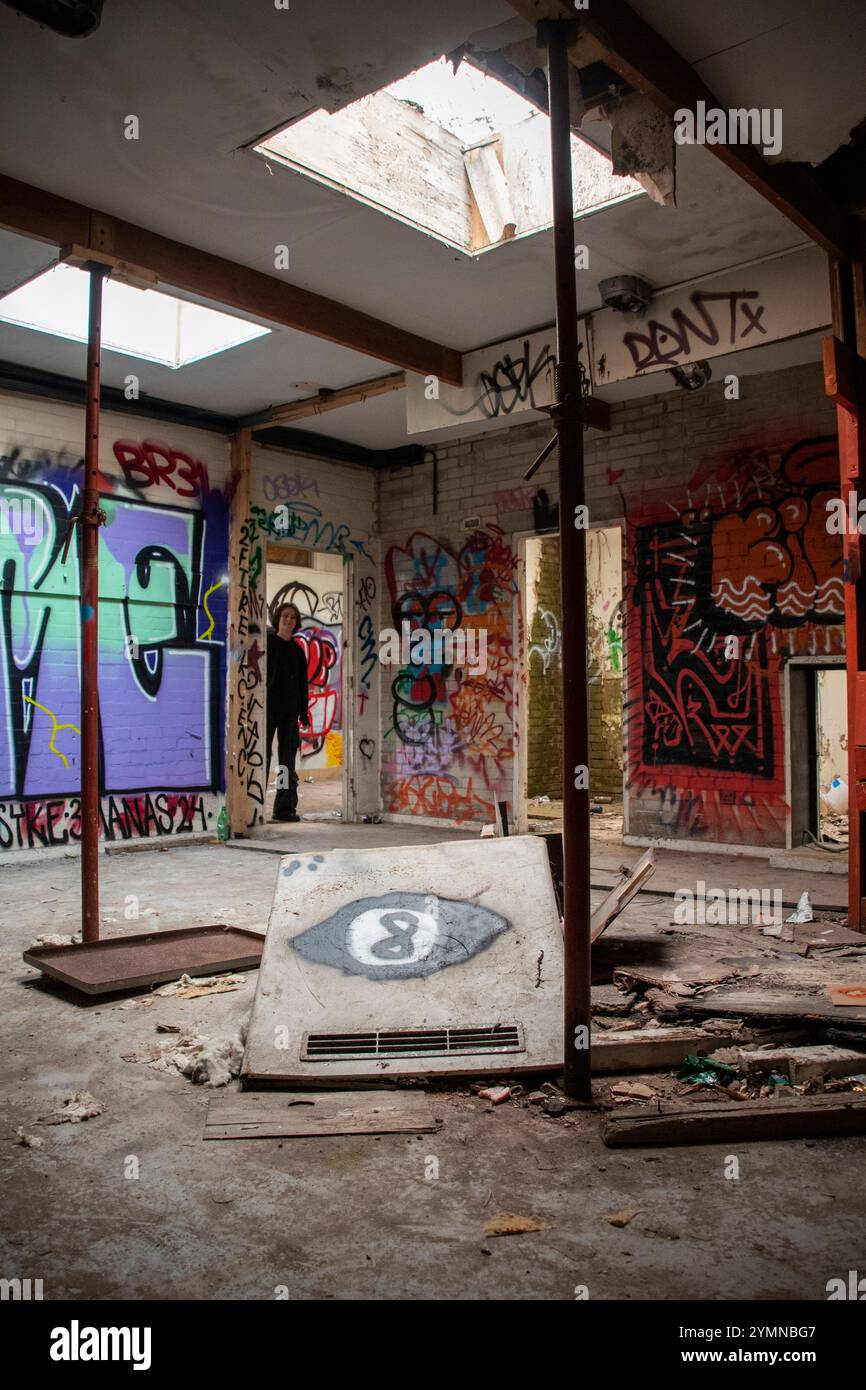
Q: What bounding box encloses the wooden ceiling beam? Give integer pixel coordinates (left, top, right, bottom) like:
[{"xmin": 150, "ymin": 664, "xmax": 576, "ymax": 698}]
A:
[
  {"xmin": 251, "ymin": 372, "xmax": 405, "ymax": 430},
  {"xmin": 506, "ymin": 0, "xmax": 856, "ymax": 261},
  {"xmin": 0, "ymin": 174, "xmax": 464, "ymax": 385}
]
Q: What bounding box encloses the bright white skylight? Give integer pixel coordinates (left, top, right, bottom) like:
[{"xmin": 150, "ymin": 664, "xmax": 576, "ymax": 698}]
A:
[
  {"xmin": 0, "ymin": 263, "xmax": 270, "ymax": 368},
  {"xmin": 257, "ymin": 56, "xmax": 641, "ymax": 254},
  {"xmin": 386, "ymin": 56, "xmax": 539, "ymax": 144}
]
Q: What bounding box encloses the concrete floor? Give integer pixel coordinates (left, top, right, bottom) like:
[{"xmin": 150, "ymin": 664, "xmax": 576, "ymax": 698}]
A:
[{"xmin": 1, "ymin": 831, "xmax": 862, "ymax": 1301}]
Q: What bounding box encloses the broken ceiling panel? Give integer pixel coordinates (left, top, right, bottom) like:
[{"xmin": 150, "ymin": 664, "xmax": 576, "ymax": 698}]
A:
[
  {"xmin": 602, "ymin": 93, "xmax": 676, "ymax": 207},
  {"xmin": 242, "ymin": 836, "xmax": 564, "ymax": 1084}
]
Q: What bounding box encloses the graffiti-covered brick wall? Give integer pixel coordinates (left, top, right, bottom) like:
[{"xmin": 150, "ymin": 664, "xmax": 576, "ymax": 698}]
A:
[
  {"xmin": 379, "ymin": 360, "xmax": 840, "ymax": 847},
  {"xmin": 380, "ymin": 526, "xmax": 519, "ymax": 825},
  {"xmin": 0, "ymin": 393, "xmax": 230, "ymax": 853},
  {"xmin": 624, "ymin": 433, "xmax": 842, "ymax": 845}
]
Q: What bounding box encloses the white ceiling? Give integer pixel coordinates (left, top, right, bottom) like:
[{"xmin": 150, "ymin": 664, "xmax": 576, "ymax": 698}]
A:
[{"xmin": 0, "ymin": 0, "xmax": 861, "ymax": 446}]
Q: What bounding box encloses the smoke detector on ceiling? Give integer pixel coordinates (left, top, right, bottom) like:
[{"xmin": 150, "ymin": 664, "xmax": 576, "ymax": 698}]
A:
[{"xmin": 598, "ymin": 274, "xmax": 653, "ymax": 314}]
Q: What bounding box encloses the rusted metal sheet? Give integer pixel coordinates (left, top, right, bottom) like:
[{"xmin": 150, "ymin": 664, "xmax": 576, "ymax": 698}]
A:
[{"xmin": 23, "ymin": 926, "xmax": 264, "ymax": 995}]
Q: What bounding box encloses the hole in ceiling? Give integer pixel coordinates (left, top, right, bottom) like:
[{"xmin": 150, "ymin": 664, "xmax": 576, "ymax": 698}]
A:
[{"xmin": 254, "ymin": 57, "xmax": 642, "ymax": 255}]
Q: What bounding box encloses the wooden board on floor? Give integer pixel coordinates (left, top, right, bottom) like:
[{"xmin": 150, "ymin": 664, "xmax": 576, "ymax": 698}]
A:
[
  {"xmin": 591, "ymin": 1026, "xmax": 715, "ymax": 1072},
  {"xmin": 680, "ymin": 988, "xmax": 866, "ymax": 1028},
  {"xmin": 602, "ymin": 1092, "xmax": 866, "ymax": 1147},
  {"xmin": 203, "ymin": 1089, "xmax": 438, "ymax": 1140}
]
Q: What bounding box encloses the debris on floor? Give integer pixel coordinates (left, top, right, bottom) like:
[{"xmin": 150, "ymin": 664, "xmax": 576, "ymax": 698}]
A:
[
  {"xmin": 122, "ymin": 1024, "xmax": 247, "ymax": 1087},
  {"xmin": 605, "ymin": 1207, "xmax": 641, "ymax": 1227},
  {"xmin": 787, "ymin": 891, "xmax": 814, "ymax": 924},
  {"xmin": 203, "ymin": 1089, "xmax": 438, "ymax": 1139},
  {"xmin": 29, "ymin": 932, "xmax": 81, "ymax": 948},
  {"xmin": 477, "ymin": 1085, "xmax": 512, "ymax": 1105},
  {"xmin": 484, "ymin": 1212, "xmax": 547, "ymax": 1237},
  {"xmin": 14, "ymin": 1126, "xmax": 44, "ymax": 1149},
  {"xmin": 154, "ymin": 972, "xmax": 245, "ymax": 999},
  {"xmin": 37, "ymin": 1091, "xmax": 106, "ymax": 1125}
]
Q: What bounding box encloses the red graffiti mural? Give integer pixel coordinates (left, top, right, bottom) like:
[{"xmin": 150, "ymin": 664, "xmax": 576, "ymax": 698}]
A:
[{"xmin": 625, "ymin": 436, "xmax": 843, "ymax": 843}]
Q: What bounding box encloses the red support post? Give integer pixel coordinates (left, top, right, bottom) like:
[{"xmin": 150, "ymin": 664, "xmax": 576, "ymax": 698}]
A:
[{"xmin": 80, "ymin": 265, "xmax": 108, "ymax": 942}]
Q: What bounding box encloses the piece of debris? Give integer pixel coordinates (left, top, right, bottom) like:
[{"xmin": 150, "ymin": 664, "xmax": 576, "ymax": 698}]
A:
[
  {"xmin": 29, "ymin": 932, "xmax": 81, "ymax": 948},
  {"xmin": 154, "ymin": 972, "xmax": 245, "ymax": 999},
  {"xmin": 14, "ymin": 1126, "xmax": 44, "ymax": 1149},
  {"xmin": 827, "ymin": 983, "xmax": 866, "ymax": 1007},
  {"xmin": 610, "ymin": 1080, "xmax": 656, "ymax": 1102},
  {"xmin": 787, "ymin": 891, "xmax": 814, "ymax": 925},
  {"xmin": 484, "ymin": 1211, "xmax": 547, "ymax": 1237},
  {"xmin": 591, "ymin": 847, "xmax": 656, "ymax": 944},
  {"xmin": 605, "ymin": 1207, "xmax": 642, "ymax": 1227},
  {"xmin": 591, "ymin": 984, "xmax": 637, "ymax": 1016},
  {"xmin": 603, "ymin": 1093, "xmax": 866, "ymax": 1146},
  {"xmin": 37, "ymin": 1091, "xmax": 106, "ymax": 1125},
  {"xmin": 477, "ymin": 1085, "xmax": 511, "ymax": 1105},
  {"xmin": 122, "ymin": 1024, "xmax": 247, "ymax": 1087},
  {"xmin": 543, "ymin": 1097, "xmax": 581, "ymax": 1116},
  {"xmin": 592, "ymin": 1025, "xmax": 714, "ymax": 1073},
  {"xmin": 155, "ymin": 1023, "xmax": 181, "ymax": 1034},
  {"xmin": 527, "ymin": 1090, "xmax": 547, "ymax": 1104},
  {"xmin": 736, "ymin": 1043, "xmax": 866, "ymax": 1085},
  {"xmin": 677, "ymin": 1054, "xmax": 738, "ymax": 1087},
  {"xmin": 205, "ymin": 1089, "xmax": 437, "ymax": 1139}
]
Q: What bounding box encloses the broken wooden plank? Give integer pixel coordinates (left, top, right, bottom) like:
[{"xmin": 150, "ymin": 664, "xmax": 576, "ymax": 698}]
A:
[
  {"xmin": 591, "ymin": 1025, "xmax": 716, "ymax": 1072},
  {"xmin": 602, "ymin": 1092, "xmax": 866, "ymax": 1147},
  {"xmin": 591, "ymin": 847, "xmax": 656, "ymax": 943},
  {"xmin": 679, "ymin": 988, "xmax": 866, "ymax": 1028},
  {"xmin": 203, "ymin": 1089, "xmax": 438, "ymax": 1140},
  {"xmin": 736, "ymin": 1043, "xmax": 866, "ymax": 1084}
]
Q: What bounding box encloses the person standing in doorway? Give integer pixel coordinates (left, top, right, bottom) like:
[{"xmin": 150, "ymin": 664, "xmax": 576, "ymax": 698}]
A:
[{"xmin": 266, "ymin": 602, "xmax": 310, "ymax": 822}]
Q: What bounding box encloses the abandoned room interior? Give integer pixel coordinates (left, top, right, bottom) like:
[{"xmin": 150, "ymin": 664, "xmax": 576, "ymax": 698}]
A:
[{"xmin": 1, "ymin": 0, "xmax": 865, "ymax": 1333}]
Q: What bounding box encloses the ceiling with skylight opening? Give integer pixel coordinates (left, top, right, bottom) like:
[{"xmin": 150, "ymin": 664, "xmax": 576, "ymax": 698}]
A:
[
  {"xmin": 0, "ymin": 263, "xmax": 271, "ymax": 369},
  {"xmin": 255, "ymin": 57, "xmax": 643, "ymax": 255}
]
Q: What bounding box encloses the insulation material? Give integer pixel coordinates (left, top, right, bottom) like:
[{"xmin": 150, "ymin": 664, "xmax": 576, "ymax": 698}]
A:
[
  {"xmin": 122, "ymin": 1024, "xmax": 247, "ymax": 1087},
  {"xmin": 243, "ymin": 836, "xmax": 564, "ymax": 1084},
  {"xmin": 37, "ymin": 1091, "xmax": 106, "ymax": 1125},
  {"xmin": 603, "ymin": 93, "xmax": 675, "ymax": 206}
]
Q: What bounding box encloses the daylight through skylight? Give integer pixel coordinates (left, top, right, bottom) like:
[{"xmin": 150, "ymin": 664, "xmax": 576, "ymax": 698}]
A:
[
  {"xmin": 256, "ymin": 57, "xmax": 642, "ymax": 255},
  {"xmin": 0, "ymin": 263, "xmax": 270, "ymax": 368}
]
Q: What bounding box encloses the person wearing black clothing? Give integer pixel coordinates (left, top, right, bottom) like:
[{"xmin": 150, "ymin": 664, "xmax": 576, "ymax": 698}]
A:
[{"xmin": 266, "ymin": 602, "xmax": 310, "ymax": 822}]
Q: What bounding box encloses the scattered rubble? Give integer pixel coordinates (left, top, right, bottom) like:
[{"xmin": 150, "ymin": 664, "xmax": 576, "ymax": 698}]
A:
[
  {"xmin": 14, "ymin": 1126, "xmax": 44, "ymax": 1148},
  {"xmin": 29, "ymin": 933, "xmax": 81, "ymax": 948},
  {"xmin": 37, "ymin": 1091, "xmax": 106, "ymax": 1125}
]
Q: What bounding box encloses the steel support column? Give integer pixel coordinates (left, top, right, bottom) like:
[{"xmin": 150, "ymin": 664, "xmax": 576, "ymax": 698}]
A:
[
  {"xmin": 541, "ymin": 18, "xmax": 592, "ymax": 1099},
  {"xmin": 80, "ymin": 265, "xmax": 108, "ymax": 942}
]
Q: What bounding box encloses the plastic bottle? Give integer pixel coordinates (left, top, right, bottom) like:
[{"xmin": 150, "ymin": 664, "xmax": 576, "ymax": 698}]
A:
[
  {"xmin": 824, "ymin": 778, "xmax": 848, "ymax": 815},
  {"xmin": 216, "ymin": 806, "xmax": 231, "ymax": 842}
]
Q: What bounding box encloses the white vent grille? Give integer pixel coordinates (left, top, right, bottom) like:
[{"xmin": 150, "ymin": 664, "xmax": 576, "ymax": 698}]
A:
[{"xmin": 301, "ymin": 1023, "xmax": 524, "ymax": 1062}]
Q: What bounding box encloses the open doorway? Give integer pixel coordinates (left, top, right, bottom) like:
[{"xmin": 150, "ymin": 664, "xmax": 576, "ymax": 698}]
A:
[
  {"xmin": 520, "ymin": 526, "xmax": 624, "ymax": 839},
  {"xmin": 265, "ymin": 546, "xmax": 347, "ymax": 822},
  {"xmin": 787, "ymin": 659, "xmax": 848, "ymax": 851}
]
